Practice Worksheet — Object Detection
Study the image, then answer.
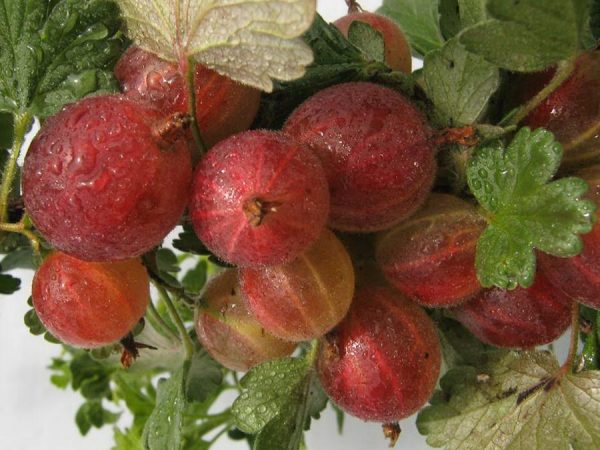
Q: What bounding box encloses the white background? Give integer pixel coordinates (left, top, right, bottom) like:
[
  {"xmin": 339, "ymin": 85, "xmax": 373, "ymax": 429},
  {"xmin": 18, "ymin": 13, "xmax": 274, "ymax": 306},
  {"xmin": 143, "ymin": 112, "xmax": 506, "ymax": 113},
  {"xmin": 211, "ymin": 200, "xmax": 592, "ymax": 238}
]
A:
[{"xmin": 0, "ymin": 1, "xmax": 435, "ymax": 449}]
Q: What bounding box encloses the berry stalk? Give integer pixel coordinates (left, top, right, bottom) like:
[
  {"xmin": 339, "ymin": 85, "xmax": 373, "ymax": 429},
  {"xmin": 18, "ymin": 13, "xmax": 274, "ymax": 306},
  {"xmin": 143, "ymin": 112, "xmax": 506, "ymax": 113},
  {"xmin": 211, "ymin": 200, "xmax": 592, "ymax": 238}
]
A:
[
  {"xmin": 184, "ymin": 56, "xmax": 207, "ymax": 162},
  {"xmin": 502, "ymin": 57, "xmax": 577, "ymax": 126},
  {"xmin": 153, "ymin": 280, "xmax": 195, "ymax": 360},
  {"xmin": 0, "ymin": 111, "xmax": 31, "ymax": 224}
]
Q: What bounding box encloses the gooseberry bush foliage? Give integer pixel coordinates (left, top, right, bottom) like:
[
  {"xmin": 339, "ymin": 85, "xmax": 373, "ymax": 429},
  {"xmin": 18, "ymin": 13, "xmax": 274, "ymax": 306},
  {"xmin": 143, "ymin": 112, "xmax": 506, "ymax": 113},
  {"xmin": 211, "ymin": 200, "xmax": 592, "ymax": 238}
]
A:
[{"xmin": 1, "ymin": 0, "xmax": 600, "ymax": 449}]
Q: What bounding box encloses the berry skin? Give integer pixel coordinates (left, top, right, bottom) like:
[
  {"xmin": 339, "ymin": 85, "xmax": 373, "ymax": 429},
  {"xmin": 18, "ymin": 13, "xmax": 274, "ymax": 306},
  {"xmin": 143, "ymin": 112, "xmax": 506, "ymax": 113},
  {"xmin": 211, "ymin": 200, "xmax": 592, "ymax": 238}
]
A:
[
  {"xmin": 376, "ymin": 193, "xmax": 485, "ymax": 307},
  {"xmin": 284, "ymin": 82, "xmax": 436, "ymax": 232},
  {"xmin": 317, "ymin": 286, "xmax": 441, "ymax": 422},
  {"xmin": 334, "ymin": 12, "xmax": 412, "ymax": 74},
  {"xmin": 23, "ymin": 95, "xmax": 192, "ymax": 261},
  {"xmin": 32, "ymin": 252, "xmax": 149, "ymax": 348},
  {"xmin": 195, "ymin": 270, "xmax": 296, "ymax": 371},
  {"xmin": 450, "ymin": 272, "xmax": 573, "ymax": 348},
  {"xmin": 190, "ymin": 130, "xmax": 330, "ymax": 267},
  {"xmin": 114, "ymin": 45, "xmax": 261, "ymax": 147},
  {"xmin": 507, "ymin": 49, "xmax": 600, "ymax": 170},
  {"xmin": 239, "ymin": 230, "xmax": 355, "ymax": 342},
  {"xmin": 538, "ymin": 164, "xmax": 600, "ymax": 308}
]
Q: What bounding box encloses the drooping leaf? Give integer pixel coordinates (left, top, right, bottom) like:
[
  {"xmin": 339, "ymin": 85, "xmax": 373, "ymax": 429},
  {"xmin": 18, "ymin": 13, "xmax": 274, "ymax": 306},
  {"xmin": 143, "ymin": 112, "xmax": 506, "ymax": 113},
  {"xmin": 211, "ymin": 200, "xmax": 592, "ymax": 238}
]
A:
[
  {"xmin": 0, "ymin": 0, "xmax": 125, "ymax": 117},
  {"xmin": 378, "ymin": 0, "xmax": 444, "ymax": 56},
  {"xmin": 347, "ymin": 21, "xmax": 385, "ymax": 63},
  {"xmin": 467, "ymin": 127, "xmax": 596, "ymax": 289},
  {"xmin": 424, "ymin": 38, "xmax": 500, "ymax": 126},
  {"xmin": 142, "ymin": 365, "xmax": 187, "ymax": 450},
  {"xmin": 116, "ymin": 0, "xmax": 316, "ymax": 92},
  {"xmin": 232, "ymin": 356, "xmax": 327, "ymax": 450},
  {"xmin": 418, "ymin": 350, "xmax": 600, "ymax": 450},
  {"xmin": 185, "ymin": 350, "xmax": 222, "ymax": 403},
  {"xmin": 460, "ymin": 0, "xmax": 589, "ymax": 72}
]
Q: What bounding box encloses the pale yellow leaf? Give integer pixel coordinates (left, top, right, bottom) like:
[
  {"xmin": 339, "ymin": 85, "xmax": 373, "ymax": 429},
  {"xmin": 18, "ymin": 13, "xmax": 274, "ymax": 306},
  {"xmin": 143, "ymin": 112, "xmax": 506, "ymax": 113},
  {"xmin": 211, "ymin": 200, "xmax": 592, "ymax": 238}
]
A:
[{"xmin": 116, "ymin": 0, "xmax": 316, "ymax": 92}]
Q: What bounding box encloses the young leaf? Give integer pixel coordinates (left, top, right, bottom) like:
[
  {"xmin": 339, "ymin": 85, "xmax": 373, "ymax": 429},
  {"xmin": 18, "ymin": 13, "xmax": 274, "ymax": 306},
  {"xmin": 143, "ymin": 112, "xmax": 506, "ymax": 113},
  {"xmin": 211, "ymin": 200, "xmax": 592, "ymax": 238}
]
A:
[
  {"xmin": 232, "ymin": 356, "xmax": 327, "ymax": 450},
  {"xmin": 142, "ymin": 365, "xmax": 187, "ymax": 450},
  {"xmin": 347, "ymin": 21, "xmax": 385, "ymax": 63},
  {"xmin": 116, "ymin": 0, "xmax": 316, "ymax": 92},
  {"xmin": 378, "ymin": 0, "xmax": 444, "ymax": 56},
  {"xmin": 0, "ymin": 0, "xmax": 125, "ymax": 117},
  {"xmin": 418, "ymin": 350, "xmax": 600, "ymax": 450},
  {"xmin": 424, "ymin": 38, "xmax": 500, "ymax": 126},
  {"xmin": 460, "ymin": 0, "xmax": 588, "ymax": 72},
  {"xmin": 185, "ymin": 351, "xmax": 223, "ymax": 403},
  {"xmin": 1, "ymin": 247, "xmax": 34, "ymax": 271},
  {"xmin": 467, "ymin": 127, "xmax": 596, "ymax": 289}
]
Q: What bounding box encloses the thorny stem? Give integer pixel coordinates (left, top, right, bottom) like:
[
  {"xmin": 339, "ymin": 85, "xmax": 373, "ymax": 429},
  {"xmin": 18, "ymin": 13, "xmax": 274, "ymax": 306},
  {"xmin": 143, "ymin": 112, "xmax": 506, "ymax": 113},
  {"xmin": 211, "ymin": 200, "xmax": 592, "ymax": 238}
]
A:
[
  {"xmin": 0, "ymin": 112, "xmax": 31, "ymax": 224},
  {"xmin": 562, "ymin": 302, "xmax": 581, "ymax": 374},
  {"xmin": 153, "ymin": 281, "xmax": 195, "ymax": 360},
  {"xmin": 184, "ymin": 56, "xmax": 207, "ymax": 163},
  {"xmin": 501, "ymin": 56, "xmax": 577, "ymax": 127}
]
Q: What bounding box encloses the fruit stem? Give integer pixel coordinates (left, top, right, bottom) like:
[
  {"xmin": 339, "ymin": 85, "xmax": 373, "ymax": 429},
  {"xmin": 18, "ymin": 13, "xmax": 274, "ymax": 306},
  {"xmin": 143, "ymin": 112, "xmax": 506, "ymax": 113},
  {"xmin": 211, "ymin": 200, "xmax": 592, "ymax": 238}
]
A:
[
  {"xmin": 145, "ymin": 300, "xmax": 180, "ymax": 343},
  {"xmin": 502, "ymin": 56, "xmax": 577, "ymax": 126},
  {"xmin": 345, "ymin": 0, "xmax": 363, "ymax": 13},
  {"xmin": 0, "ymin": 218, "xmax": 41, "ymax": 258},
  {"xmin": 154, "ymin": 281, "xmax": 195, "ymax": 360},
  {"xmin": 184, "ymin": 56, "xmax": 207, "ymax": 163},
  {"xmin": 193, "ymin": 410, "xmax": 232, "ymax": 438},
  {"xmin": 562, "ymin": 302, "xmax": 581, "ymax": 374},
  {"xmin": 0, "ymin": 111, "xmax": 31, "ymax": 224}
]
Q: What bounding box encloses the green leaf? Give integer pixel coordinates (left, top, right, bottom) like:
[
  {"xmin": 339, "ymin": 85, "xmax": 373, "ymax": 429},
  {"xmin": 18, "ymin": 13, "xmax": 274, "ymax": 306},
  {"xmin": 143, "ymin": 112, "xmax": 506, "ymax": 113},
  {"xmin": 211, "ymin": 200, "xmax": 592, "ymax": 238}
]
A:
[
  {"xmin": 467, "ymin": 127, "xmax": 596, "ymax": 289},
  {"xmin": 424, "ymin": 38, "xmax": 500, "ymax": 126},
  {"xmin": 116, "ymin": 0, "xmax": 316, "ymax": 92},
  {"xmin": 592, "ymin": 0, "xmax": 600, "ymax": 39},
  {"xmin": 49, "ymin": 357, "xmax": 71, "ymax": 389},
  {"xmin": 1, "ymin": 247, "xmax": 34, "ymax": 271},
  {"xmin": 0, "ymin": 112, "xmax": 13, "ymax": 148},
  {"xmin": 232, "ymin": 356, "xmax": 327, "ymax": 450},
  {"xmin": 0, "ymin": 0, "xmax": 125, "ymax": 117},
  {"xmin": 75, "ymin": 400, "xmax": 119, "ymax": 436},
  {"xmin": 418, "ymin": 350, "xmax": 600, "ymax": 450},
  {"xmin": 439, "ymin": 0, "xmax": 461, "ymax": 39},
  {"xmin": 24, "ymin": 308, "xmax": 46, "ymax": 335},
  {"xmin": 113, "ymin": 427, "xmax": 145, "ymax": 450},
  {"xmin": 173, "ymin": 224, "xmax": 211, "ymax": 255},
  {"xmin": 254, "ymin": 14, "xmax": 413, "ymax": 130},
  {"xmin": 347, "ymin": 21, "xmax": 385, "ymax": 63},
  {"xmin": 0, "ymin": 272, "xmax": 20, "ymax": 294},
  {"xmin": 185, "ymin": 350, "xmax": 222, "ymax": 403},
  {"xmin": 460, "ymin": 0, "xmax": 588, "ymax": 72},
  {"xmin": 378, "ymin": 0, "xmax": 444, "ymax": 56},
  {"xmin": 142, "ymin": 365, "xmax": 187, "ymax": 450},
  {"xmin": 439, "ymin": 0, "xmax": 487, "ymax": 39},
  {"xmin": 182, "ymin": 260, "xmax": 208, "ymax": 295},
  {"xmin": 436, "ymin": 317, "xmax": 506, "ymax": 369}
]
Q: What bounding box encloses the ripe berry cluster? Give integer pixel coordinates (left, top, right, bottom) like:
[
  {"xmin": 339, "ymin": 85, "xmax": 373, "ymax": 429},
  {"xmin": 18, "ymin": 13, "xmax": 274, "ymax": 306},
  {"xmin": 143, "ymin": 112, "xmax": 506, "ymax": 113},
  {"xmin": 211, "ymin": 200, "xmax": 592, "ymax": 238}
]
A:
[{"xmin": 24, "ymin": 8, "xmax": 600, "ymax": 427}]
